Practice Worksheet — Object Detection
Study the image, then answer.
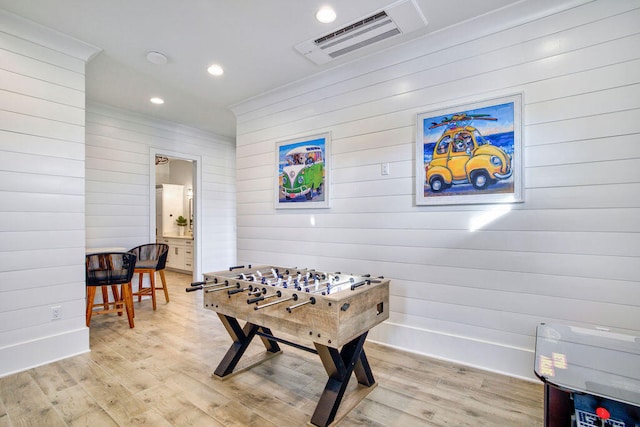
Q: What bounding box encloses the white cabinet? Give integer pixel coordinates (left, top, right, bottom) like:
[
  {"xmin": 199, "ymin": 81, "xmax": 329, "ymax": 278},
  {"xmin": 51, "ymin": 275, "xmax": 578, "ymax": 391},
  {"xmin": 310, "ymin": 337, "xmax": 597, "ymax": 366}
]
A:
[
  {"xmin": 184, "ymin": 239, "xmax": 193, "ymax": 271},
  {"xmin": 156, "ymin": 184, "xmax": 184, "ymax": 237},
  {"xmin": 167, "ymin": 243, "xmax": 184, "ymax": 270},
  {"xmin": 158, "ymin": 237, "xmax": 193, "ymax": 272}
]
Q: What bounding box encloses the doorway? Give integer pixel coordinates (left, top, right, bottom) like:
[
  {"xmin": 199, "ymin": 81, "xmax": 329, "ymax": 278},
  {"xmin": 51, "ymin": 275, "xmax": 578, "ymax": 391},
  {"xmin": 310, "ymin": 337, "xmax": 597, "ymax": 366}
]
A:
[{"xmin": 149, "ymin": 149, "xmax": 202, "ymax": 280}]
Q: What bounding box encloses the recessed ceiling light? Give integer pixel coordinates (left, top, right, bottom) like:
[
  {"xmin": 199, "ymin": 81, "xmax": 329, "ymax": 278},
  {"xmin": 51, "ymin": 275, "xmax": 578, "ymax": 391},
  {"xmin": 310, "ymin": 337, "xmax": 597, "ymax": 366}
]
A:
[
  {"xmin": 316, "ymin": 6, "xmax": 336, "ymax": 23},
  {"xmin": 146, "ymin": 51, "xmax": 168, "ymax": 65},
  {"xmin": 150, "ymin": 97, "xmax": 164, "ymax": 105},
  {"xmin": 207, "ymin": 64, "xmax": 224, "ymax": 76}
]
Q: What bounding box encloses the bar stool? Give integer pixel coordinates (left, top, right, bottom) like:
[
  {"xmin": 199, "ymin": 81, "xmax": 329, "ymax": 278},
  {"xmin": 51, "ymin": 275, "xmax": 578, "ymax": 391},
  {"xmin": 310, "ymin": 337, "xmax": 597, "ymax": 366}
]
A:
[
  {"xmin": 85, "ymin": 252, "xmax": 136, "ymax": 328},
  {"xmin": 129, "ymin": 243, "xmax": 169, "ymax": 310}
]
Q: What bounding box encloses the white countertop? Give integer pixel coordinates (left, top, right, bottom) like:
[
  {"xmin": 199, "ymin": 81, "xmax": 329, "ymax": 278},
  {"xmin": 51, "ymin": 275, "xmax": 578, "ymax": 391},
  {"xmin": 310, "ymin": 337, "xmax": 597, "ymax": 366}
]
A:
[{"xmin": 159, "ymin": 235, "xmax": 193, "ymax": 240}]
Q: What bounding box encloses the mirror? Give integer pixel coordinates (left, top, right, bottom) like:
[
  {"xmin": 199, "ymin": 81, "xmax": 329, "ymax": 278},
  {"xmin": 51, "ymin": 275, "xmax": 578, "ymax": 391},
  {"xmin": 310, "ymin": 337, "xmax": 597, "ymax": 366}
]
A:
[{"xmin": 188, "ymin": 190, "xmax": 193, "ymax": 231}]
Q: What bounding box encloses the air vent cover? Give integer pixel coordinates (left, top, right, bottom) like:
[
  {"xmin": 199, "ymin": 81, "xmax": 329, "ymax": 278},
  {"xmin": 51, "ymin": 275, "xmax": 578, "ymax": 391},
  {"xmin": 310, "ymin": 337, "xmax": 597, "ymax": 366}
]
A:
[{"xmin": 295, "ymin": 0, "xmax": 428, "ymax": 65}]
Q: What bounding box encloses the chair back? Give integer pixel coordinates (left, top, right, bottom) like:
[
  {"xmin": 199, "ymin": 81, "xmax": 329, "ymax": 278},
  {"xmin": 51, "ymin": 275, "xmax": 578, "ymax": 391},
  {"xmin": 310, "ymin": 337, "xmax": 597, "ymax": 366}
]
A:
[
  {"xmin": 128, "ymin": 243, "xmax": 169, "ymax": 270},
  {"xmin": 86, "ymin": 252, "xmax": 137, "ymax": 287}
]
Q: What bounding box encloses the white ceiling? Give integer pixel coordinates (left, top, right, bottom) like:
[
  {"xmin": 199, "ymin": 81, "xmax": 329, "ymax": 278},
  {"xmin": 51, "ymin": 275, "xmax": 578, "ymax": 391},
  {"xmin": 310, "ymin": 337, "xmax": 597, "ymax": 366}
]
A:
[{"xmin": 1, "ymin": 0, "xmax": 520, "ymax": 138}]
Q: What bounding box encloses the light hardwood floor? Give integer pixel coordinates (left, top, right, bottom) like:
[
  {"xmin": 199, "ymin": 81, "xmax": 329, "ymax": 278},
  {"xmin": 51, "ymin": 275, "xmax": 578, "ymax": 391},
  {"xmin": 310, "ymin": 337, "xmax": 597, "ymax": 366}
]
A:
[{"xmin": 0, "ymin": 271, "xmax": 544, "ymax": 426}]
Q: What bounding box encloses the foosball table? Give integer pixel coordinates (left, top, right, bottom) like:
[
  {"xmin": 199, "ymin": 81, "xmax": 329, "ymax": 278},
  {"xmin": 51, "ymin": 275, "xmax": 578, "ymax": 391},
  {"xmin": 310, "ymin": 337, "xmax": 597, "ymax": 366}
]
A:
[{"xmin": 187, "ymin": 264, "xmax": 390, "ymax": 426}]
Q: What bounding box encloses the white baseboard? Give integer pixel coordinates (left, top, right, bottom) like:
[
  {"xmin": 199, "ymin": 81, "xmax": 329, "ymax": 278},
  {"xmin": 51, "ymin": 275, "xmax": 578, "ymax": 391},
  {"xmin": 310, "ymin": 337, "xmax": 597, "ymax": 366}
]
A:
[
  {"xmin": 368, "ymin": 321, "xmax": 537, "ymax": 382},
  {"xmin": 0, "ymin": 328, "xmax": 89, "ymax": 378}
]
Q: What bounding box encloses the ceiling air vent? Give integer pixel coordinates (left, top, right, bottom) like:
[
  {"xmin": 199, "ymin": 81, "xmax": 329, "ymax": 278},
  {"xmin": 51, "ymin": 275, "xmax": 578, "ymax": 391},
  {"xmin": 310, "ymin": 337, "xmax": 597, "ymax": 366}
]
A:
[{"xmin": 295, "ymin": 0, "xmax": 428, "ymax": 65}]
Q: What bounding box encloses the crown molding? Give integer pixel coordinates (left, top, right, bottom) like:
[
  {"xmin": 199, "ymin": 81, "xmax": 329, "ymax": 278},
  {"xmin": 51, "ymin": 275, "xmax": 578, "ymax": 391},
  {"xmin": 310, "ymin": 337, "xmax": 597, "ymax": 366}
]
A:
[{"xmin": 0, "ymin": 8, "xmax": 101, "ymax": 62}]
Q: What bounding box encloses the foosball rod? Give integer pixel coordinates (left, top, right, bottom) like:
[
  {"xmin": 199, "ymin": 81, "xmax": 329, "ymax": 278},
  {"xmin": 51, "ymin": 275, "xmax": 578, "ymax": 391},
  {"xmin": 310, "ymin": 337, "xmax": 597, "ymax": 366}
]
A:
[
  {"xmin": 205, "ymin": 283, "xmax": 240, "ymax": 293},
  {"xmin": 286, "ymin": 296, "xmax": 316, "ymax": 313},
  {"xmin": 254, "ymin": 293, "xmax": 298, "ymax": 310},
  {"xmin": 185, "ymin": 279, "xmax": 231, "ymax": 292},
  {"xmin": 258, "ymin": 275, "xmax": 323, "ymax": 292},
  {"xmin": 247, "ymin": 290, "xmax": 281, "ymax": 305},
  {"xmin": 247, "ymin": 287, "xmax": 266, "ymax": 296},
  {"xmin": 227, "ymin": 284, "xmax": 255, "ymax": 295}
]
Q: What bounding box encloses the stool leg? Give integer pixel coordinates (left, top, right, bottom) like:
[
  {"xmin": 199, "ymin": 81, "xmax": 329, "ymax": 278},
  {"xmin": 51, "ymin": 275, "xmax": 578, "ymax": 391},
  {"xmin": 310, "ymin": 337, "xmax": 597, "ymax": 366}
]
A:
[
  {"xmin": 129, "ymin": 283, "xmax": 135, "ymax": 319},
  {"xmin": 114, "ymin": 293, "xmax": 124, "ymax": 317},
  {"xmin": 101, "ymin": 286, "xmax": 110, "ymax": 310},
  {"xmin": 150, "ymin": 270, "xmax": 157, "ymax": 310},
  {"xmin": 111, "ymin": 285, "xmax": 122, "ymax": 316},
  {"xmin": 111, "ymin": 285, "xmax": 120, "ymax": 301},
  {"xmin": 137, "ymin": 272, "xmax": 144, "ymax": 302},
  {"xmin": 122, "ymin": 282, "xmax": 135, "ymax": 328},
  {"xmin": 159, "ymin": 270, "xmax": 170, "ymax": 303},
  {"xmin": 86, "ymin": 287, "xmax": 97, "ymax": 327}
]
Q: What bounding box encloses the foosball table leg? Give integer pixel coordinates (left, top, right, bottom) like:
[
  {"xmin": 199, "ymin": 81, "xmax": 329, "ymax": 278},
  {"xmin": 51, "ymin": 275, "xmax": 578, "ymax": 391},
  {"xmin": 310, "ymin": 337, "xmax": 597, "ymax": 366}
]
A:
[
  {"xmin": 310, "ymin": 332, "xmax": 373, "ymax": 427},
  {"xmin": 213, "ymin": 314, "xmax": 281, "ymax": 377}
]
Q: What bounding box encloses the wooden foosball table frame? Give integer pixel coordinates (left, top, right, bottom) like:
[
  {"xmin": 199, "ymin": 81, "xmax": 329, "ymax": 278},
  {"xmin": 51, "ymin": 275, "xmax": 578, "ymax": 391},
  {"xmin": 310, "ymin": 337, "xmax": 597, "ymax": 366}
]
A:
[{"xmin": 187, "ymin": 265, "xmax": 390, "ymax": 426}]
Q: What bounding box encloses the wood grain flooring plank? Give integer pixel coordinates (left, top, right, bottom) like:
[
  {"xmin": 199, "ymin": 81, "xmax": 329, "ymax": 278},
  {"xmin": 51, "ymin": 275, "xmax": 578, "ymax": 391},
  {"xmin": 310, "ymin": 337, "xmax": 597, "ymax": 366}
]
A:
[
  {"xmin": 344, "ymin": 397, "xmax": 433, "ymax": 426},
  {"xmin": 208, "ymin": 400, "xmax": 280, "ymax": 427},
  {"xmin": 29, "ymin": 363, "xmax": 78, "ymax": 399},
  {"xmin": 0, "ymin": 372, "xmax": 66, "ymax": 427},
  {"xmin": 135, "ymin": 383, "xmax": 226, "ymax": 427},
  {"xmin": 160, "ymin": 372, "xmax": 232, "ymax": 415},
  {"xmin": 45, "ymin": 384, "xmax": 101, "ymax": 424},
  {"xmin": 0, "ymin": 397, "xmax": 11, "ymax": 427}
]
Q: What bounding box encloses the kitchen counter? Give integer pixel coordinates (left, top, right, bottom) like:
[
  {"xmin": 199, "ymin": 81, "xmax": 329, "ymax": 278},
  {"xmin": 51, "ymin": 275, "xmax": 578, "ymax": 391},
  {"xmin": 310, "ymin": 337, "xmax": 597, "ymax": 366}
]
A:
[
  {"xmin": 160, "ymin": 234, "xmax": 193, "ymax": 240},
  {"xmin": 157, "ymin": 236, "xmax": 193, "ymax": 271}
]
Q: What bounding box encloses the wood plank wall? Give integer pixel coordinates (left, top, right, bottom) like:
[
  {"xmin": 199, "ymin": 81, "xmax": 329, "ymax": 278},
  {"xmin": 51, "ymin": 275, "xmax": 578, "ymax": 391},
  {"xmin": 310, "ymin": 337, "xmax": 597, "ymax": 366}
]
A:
[
  {"xmin": 0, "ymin": 11, "xmax": 99, "ymax": 377},
  {"xmin": 232, "ymin": 0, "xmax": 640, "ymax": 379},
  {"xmin": 1, "ymin": 9, "xmax": 237, "ymax": 377},
  {"xmin": 85, "ymin": 103, "xmax": 237, "ymax": 275}
]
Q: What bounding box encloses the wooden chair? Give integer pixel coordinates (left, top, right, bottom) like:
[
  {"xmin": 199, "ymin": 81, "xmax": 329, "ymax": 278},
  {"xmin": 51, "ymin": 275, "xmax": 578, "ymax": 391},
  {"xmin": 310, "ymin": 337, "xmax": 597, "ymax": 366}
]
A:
[
  {"xmin": 85, "ymin": 252, "xmax": 136, "ymax": 328},
  {"xmin": 129, "ymin": 243, "xmax": 169, "ymax": 310}
]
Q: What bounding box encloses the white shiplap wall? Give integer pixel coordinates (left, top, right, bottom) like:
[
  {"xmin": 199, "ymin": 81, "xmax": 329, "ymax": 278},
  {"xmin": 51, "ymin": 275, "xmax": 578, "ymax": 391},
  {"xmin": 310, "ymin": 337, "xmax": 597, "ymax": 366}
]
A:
[
  {"xmin": 233, "ymin": 0, "xmax": 640, "ymax": 379},
  {"xmin": 85, "ymin": 103, "xmax": 237, "ymax": 276},
  {"xmin": 0, "ymin": 11, "xmax": 100, "ymax": 377}
]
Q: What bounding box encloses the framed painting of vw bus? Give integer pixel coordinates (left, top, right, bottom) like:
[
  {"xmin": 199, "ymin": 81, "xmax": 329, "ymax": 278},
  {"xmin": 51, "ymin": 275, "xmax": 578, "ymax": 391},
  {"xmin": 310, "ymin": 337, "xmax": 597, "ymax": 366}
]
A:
[
  {"xmin": 415, "ymin": 94, "xmax": 523, "ymax": 206},
  {"xmin": 275, "ymin": 132, "xmax": 331, "ymax": 209}
]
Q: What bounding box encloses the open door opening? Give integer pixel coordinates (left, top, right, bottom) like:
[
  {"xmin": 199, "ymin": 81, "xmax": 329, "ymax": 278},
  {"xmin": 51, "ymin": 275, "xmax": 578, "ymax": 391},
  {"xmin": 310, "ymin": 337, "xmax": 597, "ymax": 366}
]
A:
[{"xmin": 150, "ymin": 150, "xmax": 201, "ymax": 281}]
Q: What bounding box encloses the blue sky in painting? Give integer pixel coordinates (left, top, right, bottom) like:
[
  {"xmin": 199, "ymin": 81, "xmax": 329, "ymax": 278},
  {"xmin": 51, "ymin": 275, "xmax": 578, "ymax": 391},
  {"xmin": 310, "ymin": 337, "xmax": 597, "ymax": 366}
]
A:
[
  {"xmin": 422, "ymin": 102, "xmax": 515, "ymax": 144},
  {"xmin": 278, "ymin": 137, "xmax": 325, "ymax": 173}
]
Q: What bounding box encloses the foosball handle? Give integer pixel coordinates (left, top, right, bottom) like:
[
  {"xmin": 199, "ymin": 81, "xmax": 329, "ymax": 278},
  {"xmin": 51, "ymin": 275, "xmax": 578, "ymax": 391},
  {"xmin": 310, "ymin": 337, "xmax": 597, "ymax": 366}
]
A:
[
  {"xmin": 247, "ymin": 296, "xmax": 264, "ymax": 304},
  {"xmin": 228, "ymin": 287, "xmax": 249, "ymax": 295},
  {"xmin": 229, "ymin": 265, "xmax": 248, "ymax": 271},
  {"xmin": 350, "ymin": 280, "xmax": 370, "ymax": 290},
  {"xmin": 186, "ymin": 284, "xmax": 204, "ymax": 292}
]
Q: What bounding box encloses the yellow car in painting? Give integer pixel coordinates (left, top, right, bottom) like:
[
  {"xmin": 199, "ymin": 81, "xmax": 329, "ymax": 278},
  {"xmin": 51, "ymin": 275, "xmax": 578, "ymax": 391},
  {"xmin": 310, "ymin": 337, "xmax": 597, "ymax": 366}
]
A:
[{"xmin": 426, "ymin": 126, "xmax": 512, "ymax": 192}]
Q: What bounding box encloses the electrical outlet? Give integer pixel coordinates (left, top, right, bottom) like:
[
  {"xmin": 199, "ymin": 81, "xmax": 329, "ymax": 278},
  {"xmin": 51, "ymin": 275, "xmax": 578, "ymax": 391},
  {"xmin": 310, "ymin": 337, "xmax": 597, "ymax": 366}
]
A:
[
  {"xmin": 51, "ymin": 306, "xmax": 62, "ymax": 320},
  {"xmin": 381, "ymin": 162, "xmax": 390, "ymax": 175}
]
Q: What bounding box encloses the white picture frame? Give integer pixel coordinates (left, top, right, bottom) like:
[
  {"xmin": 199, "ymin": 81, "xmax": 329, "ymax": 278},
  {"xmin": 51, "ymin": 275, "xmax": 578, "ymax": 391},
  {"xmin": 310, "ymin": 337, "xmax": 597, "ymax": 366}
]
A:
[{"xmin": 415, "ymin": 94, "xmax": 524, "ymax": 206}]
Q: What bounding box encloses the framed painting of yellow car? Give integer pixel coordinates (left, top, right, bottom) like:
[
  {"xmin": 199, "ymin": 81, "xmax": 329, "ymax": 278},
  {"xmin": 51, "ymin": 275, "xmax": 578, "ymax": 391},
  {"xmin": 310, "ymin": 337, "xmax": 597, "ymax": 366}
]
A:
[
  {"xmin": 275, "ymin": 132, "xmax": 331, "ymax": 209},
  {"xmin": 415, "ymin": 94, "xmax": 523, "ymax": 206}
]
